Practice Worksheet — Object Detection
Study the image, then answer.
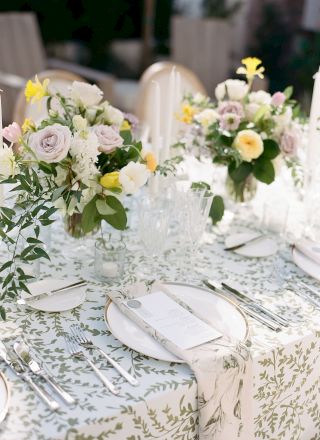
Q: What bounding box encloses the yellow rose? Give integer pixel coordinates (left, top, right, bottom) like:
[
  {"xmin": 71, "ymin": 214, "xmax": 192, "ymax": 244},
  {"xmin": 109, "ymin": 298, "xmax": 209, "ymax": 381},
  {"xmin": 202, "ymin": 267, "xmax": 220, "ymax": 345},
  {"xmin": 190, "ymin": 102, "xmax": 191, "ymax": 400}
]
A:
[
  {"xmin": 21, "ymin": 118, "xmax": 35, "ymax": 133},
  {"xmin": 144, "ymin": 152, "xmax": 157, "ymax": 172},
  {"xmin": 25, "ymin": 75, "xmax": 50, "ymax": 103},
  {"xmin": 233, "ymin": 129, "xmax": 263, "ymax": 162},
  {"xmin": 120, "ymin": 120, "xmax": 131, "ymax": 131},
  {"xmin": 100, "ymin": 171, "xmax": 121, "ymax": 189}
]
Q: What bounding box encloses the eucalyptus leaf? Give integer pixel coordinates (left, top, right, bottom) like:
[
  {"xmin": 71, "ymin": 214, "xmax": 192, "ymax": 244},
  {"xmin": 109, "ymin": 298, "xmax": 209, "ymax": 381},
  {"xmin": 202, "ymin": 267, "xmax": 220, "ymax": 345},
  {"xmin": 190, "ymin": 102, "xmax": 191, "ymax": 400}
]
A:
[
  {"xmin": 96, "ymin": 199, "xmax": 117, "ymax": 216},
  {"xmin": 209, "ymin": 195, "xmax": 224, "ymax": 225}
]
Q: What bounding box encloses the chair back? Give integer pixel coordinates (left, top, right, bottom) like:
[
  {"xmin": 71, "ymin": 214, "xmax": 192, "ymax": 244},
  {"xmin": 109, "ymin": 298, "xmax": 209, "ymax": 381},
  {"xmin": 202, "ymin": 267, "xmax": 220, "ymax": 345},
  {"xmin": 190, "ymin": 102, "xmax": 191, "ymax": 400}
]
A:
[
  {"xmin": 135, "ymin": 61, "xmax": 206, "ymax": 134},
  {"xmin": 13, "ymin": 70, "xmax": 86, "ymax": 126},
  {"xmin": 0, "ymin": 12, "xmax": 46, "ymax": 122}
]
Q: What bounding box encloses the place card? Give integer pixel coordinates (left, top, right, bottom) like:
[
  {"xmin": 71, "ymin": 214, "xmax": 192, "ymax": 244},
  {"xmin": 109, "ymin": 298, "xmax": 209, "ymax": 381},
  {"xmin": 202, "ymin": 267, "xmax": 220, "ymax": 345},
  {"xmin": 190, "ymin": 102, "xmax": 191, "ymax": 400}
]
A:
[{"xmin": 124, "ymin": 291, "xmax": 222, "ymax": 350}]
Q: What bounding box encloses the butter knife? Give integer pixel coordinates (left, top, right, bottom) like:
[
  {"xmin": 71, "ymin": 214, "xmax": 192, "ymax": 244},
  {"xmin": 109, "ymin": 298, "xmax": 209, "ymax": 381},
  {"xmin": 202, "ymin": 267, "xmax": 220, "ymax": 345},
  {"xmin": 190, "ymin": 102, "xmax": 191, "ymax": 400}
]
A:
[
  {"xmin": 224, "ymin": 234, "xmax": 267, "ymax": 251},
  {"xmin": 17, "ymin": 279, "xmax": 87, "ymax": 305},
  {"xmin": 0, "ymin": 340, "xmax": 59, "ymax": 411},
  {"xmin": 14, "ymin": 340, "xmax": 75, "ymax": 405}
]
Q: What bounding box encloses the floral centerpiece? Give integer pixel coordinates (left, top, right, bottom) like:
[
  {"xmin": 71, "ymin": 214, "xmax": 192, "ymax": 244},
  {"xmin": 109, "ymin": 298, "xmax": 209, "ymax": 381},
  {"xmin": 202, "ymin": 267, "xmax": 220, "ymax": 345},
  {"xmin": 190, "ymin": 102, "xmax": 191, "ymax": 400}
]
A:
[
  {"xmin": 177, "ymin": 57, "xmax": 304, "ymax": 202},
  {"xmin": 0, "ymin": 76, "xmax": 156, "ymax": 318}
]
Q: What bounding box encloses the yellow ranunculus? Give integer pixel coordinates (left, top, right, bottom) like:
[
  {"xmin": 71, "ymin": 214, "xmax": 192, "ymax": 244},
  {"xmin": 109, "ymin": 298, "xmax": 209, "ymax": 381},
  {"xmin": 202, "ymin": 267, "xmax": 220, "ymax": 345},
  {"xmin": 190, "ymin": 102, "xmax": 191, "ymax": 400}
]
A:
[
  {"xmin": 178, "ymin": 104, "xmax": 197, "ymax": 124},
  {"xmin": 236, "ymin": 57, "xmax": 265, "ymax": 81},
  {"xmin": 233, "ymin": 129, "xmax": 263, "ymax": 162},
  {"xmin": 144, "ymin": 152, "xmax": 157, "ymax": 172},
  {"xmin": 25, "ymin": 75, "xmax": 50, "ymax": 103},
  {"xmin": 21, "ymin": 118, "xmax": 35, "ymax": 133},
  {"xmin": 120, "ymin": 120, "xmax": 131, "ymax": 131},
  {"xmin": 100, "ymin": 171, "xmax": 121, "ymax": 189}
]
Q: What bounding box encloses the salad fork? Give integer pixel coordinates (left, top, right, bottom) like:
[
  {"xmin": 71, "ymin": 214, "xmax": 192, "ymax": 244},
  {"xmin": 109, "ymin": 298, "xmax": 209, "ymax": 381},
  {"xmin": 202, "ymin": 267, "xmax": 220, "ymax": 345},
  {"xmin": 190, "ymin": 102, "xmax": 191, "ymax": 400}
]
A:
[
  {"xmin": 64, "ymin": 334, "xmax": 120, "ymax": 395},
  {"xmin": 70, "ymin": 324, "xmax": 138, "ymax": 386}
]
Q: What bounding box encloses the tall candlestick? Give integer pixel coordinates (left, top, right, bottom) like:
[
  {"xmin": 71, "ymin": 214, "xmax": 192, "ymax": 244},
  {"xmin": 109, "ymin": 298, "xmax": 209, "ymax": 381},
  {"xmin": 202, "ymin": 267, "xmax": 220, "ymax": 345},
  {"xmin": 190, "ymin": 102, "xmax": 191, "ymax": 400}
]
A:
[
  {"xmin": 0, "ymin": 90, "xmax": 3, "ymax": 149},
  {"xmin": 307, "ymin": 67, "xmax": 320, "ymax": 184},
  {"xmin": 151, "ymin": 81, "xmax": 160, "ymax": 160},
  {"xmin": 163, "ymin": 67, "xmax": 176, "ymax": 161},
  {"xmin": 172, "ymin": 71, "xmax": 181, "ymax": 144}
]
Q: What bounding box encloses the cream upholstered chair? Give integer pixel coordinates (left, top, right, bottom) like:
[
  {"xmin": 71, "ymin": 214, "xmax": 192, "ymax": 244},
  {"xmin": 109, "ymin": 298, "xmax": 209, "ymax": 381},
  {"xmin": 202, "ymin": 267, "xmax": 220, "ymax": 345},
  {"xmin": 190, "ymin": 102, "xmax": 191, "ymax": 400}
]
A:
[
  {"xmin": 135, "ymin": 61, "xmax": 206, "ymax": 134},
  {"xmin": 0, "ymin": 12, "xmax": 114, "ymax": 124},
  {"xmin": 13, "ymin": 69, "xmax": 86, "ymax": 126}
]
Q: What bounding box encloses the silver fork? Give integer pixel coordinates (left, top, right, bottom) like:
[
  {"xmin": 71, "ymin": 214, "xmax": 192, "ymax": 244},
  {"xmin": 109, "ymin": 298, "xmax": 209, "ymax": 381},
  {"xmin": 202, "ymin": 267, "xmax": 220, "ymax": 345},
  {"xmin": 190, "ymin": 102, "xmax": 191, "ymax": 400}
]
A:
[
  {"xmin": 70, "ymin": 324, "xmax": 138, "ymax": 386},
  {"xmin": 64, "ymin": 334, "xmax": 120, "ymax": 395}
]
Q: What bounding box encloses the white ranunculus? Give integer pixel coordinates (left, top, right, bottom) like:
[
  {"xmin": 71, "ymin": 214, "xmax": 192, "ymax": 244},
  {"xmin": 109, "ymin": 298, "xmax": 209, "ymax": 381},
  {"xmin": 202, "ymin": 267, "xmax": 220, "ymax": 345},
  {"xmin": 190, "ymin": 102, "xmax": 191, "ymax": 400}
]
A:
[
  {"xmin": 274, "ymin": 107, "xmax": 293, "ymax": 130},
  {"xmin": 215, "ymin": 82, "xmax": 226, "ymax": 101},
  {"xmin": 249, "ymin": 90, "xmax": 272, "ymax": 105},
  {"xmin": 0, "ymin": 144, "xmax": 17, "ymax": 178},
  {"xmin": 29, "ymin": 124, "xmax": 71, "ymax": 163},
  {"xmin": 225, "ymin": 79, "xmax": 248, "ymax": 101},
  {"xmin": 195, "ymin": 109, "xmax": 219, "ymax": 128},
  {"xmin": 72, "ymin": 115, "xmax": 87, "ymax": 132},
  {"xmin": 193, "ymin": 92, "xmax": 206, "ymax": 104},
  {"xmin": 70, "ymin": 81, "xmax": 103, "ymax": 107},
  {"xmin": 119, "ymin": 162, "xmax": 149, "ymax": 194},
  {"xmin": 93, "ymin": 125, "xmax": 123, "ymax": 153},
  {"xmin": 102, "ymin": 102, "xmax": 124, "ymax": 127}
]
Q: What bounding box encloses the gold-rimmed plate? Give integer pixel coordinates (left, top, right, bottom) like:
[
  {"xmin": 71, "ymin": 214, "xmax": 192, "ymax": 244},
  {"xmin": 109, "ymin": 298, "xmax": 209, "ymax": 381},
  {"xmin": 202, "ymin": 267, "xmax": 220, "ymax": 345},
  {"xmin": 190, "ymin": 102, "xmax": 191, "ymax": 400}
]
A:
[
  {"xmin": 104, "ymin": 282, "xmax": 249, "ymax": 363},
  {"xmin": 0, "ymin": 371, "xmax": 10, "ymax": 425}
]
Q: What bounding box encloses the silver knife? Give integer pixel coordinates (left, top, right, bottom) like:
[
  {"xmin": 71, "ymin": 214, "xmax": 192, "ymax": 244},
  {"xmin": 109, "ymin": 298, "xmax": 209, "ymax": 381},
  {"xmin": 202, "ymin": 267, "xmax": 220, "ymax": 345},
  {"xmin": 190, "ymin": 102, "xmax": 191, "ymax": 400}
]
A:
[
  {"xmin": 17, "ymin": 279, "xmax": 87, "ymax": 305},
  {"xmin": 224, "ymin": 234, "xmax": 268, "ymax": 251},
  {"xmin": 203, "ymin": 280, "xmax": 281, "ymax": 332},
  {"xmin": 14, "ymin": 340, "xmax": 75, "ymax": 405},
  {"xmin": 0, "ymin": 340, "xmax": 59, "ymax": 411},
  {"xmin": 220, "ymin": 282, "xmax": 289, "ymax": 327}
]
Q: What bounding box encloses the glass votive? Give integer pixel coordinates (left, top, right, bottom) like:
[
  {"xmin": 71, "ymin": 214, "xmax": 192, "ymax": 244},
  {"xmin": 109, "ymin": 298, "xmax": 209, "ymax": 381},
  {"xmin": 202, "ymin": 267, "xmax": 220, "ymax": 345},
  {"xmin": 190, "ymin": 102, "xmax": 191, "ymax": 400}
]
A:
[
  {"xmin": 94, "ymin": 238, "xmax": 126, "ymax": 281},
  {"xmin": 262, "ymin": 201, "xmax": 289, "ymax": 237}
]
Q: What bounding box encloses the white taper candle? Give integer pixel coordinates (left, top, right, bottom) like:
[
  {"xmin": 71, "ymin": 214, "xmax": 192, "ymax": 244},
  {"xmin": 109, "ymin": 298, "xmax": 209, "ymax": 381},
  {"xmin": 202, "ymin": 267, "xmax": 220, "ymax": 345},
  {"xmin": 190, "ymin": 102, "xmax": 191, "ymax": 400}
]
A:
[{"xmin": 307, "ymin": 67, "xmax": 320, "ymax": 182}]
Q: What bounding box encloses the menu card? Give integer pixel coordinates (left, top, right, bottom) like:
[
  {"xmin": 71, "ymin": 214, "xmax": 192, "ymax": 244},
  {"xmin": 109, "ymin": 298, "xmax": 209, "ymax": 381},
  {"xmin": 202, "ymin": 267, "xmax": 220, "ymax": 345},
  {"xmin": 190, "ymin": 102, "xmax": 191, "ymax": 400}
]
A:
[{"xmin": 124, "ymin": 291, "xmax": 222, "ymax": 350}]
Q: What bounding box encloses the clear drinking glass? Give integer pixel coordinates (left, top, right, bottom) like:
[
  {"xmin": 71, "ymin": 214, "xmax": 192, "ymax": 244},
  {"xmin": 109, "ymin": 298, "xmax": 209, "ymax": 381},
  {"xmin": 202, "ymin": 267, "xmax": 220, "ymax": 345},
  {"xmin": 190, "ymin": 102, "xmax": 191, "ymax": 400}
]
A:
[{"xmin": 94, "ymin": 238, "xmax": 126, "ymax": 281}]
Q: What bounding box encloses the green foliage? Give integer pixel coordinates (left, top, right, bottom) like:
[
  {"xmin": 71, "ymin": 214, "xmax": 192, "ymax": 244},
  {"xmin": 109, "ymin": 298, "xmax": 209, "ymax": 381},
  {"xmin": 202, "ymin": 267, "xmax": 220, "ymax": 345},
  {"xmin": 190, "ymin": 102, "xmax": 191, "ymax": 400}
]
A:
[
  {"xmin": 210, "ymin": 195, "xmax": 224, "ymax": 225},
  {"xmin": 261, "ymin": 139, "xmax": 280, "ymax": 160},
  {"xmin": 228, "ymin": 162, "xmax": 253, "ymax": 183},
  {"xmin": 253, "ymin": 158, "xmax": 275, "ymax": 184}
]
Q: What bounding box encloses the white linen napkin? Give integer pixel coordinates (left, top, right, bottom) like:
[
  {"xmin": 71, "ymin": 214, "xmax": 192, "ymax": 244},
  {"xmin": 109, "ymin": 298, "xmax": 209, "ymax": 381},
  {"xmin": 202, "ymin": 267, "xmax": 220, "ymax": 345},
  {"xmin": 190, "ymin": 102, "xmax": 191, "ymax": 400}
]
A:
[
  {"xmin": 294, "ymin": 238, "xmax": 320, "ymax": 265},
  {"xmin": 108, "ymin": 281, "xmax": 253, "ymax": 440}
]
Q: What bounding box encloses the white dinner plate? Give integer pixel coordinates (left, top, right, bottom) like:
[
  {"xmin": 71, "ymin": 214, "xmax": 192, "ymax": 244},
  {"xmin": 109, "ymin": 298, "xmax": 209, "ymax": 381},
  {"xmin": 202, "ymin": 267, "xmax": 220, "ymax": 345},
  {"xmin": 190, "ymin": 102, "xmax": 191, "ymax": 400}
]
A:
[
  {"xmin": 23, "ymin": 278, "xmax": 86, "ymax": 312},
  {"xmin": 225, "ymin": 232, "xmax": 278, "ymax": 258},
  {"xmin": 0, "ymin": 372, "xmax": 10, "ymax": 425},
  {"xmin": 292, "ymin": 247, "xmax": 320, "ymax": 282},
  {"xmin": 104, "ymin": 282, "xmax": 249, "ymax": 363}
]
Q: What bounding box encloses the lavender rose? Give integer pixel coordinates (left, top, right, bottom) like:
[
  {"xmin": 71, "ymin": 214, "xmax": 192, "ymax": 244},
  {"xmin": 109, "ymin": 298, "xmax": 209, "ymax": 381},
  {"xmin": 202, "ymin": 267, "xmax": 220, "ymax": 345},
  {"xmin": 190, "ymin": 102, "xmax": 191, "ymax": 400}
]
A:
[
  {"xmin": 29, "ymin": 124, "xmax": 71, "ymax": 162},
  {"xmin": 93, "ymin": 125, "xmax": 123, "ymax": 153},
  {"xmin": 218, "ymin": 100, "xmax": 244, "ymax": 118},
  {"xmin": 280, "ymin": 129, "xmax": 298, "ymax": 157}
]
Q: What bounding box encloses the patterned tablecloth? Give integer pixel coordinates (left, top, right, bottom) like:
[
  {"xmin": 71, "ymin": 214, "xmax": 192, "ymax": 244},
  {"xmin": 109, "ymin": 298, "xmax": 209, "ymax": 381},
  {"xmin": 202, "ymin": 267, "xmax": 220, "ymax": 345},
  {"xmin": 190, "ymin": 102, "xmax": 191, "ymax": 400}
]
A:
[{"xmin": 0, "ymin": 211, "xmax": 320, "ymax": 440}]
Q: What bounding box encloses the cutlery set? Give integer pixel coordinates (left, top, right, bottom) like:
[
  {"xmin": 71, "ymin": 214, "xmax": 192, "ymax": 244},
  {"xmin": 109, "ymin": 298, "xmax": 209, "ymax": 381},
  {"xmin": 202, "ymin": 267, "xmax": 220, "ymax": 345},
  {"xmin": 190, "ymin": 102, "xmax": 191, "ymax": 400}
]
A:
[
  {"xmin": 204, "ymin": 279, "xmax": 290, "ymax": 332},
  {"xmin": 0, "ymin": 324, "xmax": 138, "ymax": 411}
]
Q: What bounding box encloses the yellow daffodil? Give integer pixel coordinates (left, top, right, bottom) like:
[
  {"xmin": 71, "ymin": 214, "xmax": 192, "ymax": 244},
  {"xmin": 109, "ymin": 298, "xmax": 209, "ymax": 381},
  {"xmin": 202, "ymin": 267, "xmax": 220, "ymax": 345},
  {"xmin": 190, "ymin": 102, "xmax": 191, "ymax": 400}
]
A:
[
  {"xmin": 178, "ymin": 104, "xmax": 197, "ymax": 124},
  {"xmin": 24, "ymin": 75, "xmax": 50, "ymax": 103},
  {"xmin": 144, "ymin": 152, "xmax": 157, "ymax": 172},
  {"xmin": 236, "ymin": 57, "xmax": 265, "ymax": 82},
  {"xmin": 120, "ymin": 120, "xmax": 131, "ymax": 131},
  {"xmin": 100, "ymin": 171, "xmax": 121, "ymax": 189},
  {"xmin": 21, "ymin": 118, "xmax": 35, "ymax": 133}
]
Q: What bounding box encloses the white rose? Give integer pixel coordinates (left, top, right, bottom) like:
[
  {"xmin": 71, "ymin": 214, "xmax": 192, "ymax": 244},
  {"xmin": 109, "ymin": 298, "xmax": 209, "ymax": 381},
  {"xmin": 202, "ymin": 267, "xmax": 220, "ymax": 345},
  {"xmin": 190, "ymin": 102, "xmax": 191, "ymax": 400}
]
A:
[
  {"xmin": 195, "ymin": 109, "xmax": 219, "ymax": 128},
  {"xmin": 70, "ymin": 81, "xmax": 103, "ymax": 107},
  {"xmin": 29, "ymin": 124, "xmax": 71, "ymax": 163},
  {"xmin": 225, "ymin": 79, "xmax": 248, "ymax": 101},
  {"xmin": 215, "ymin": 82, "xmax": 226, "ymax": 101},
  {"xmin": 119, "ymin": 162, "xmax": 149, "ymax": 194},
  {"xmin": 0, "ymin": 144, "xmax": 17, "ymax": 178},
  {"xmin": 72, "ymin": 115, "xmax": 87, "ymax": 132},
  {"xmin": 93, "ymin": 125, "xmax": 123, "ymax": 153},
  {"xmin": 249, "ymin": 90, "xmax": 272, "ymax": 105},
  {"xmin": 102, "ymin": 103, "xmax": 124, "ymax": 126},
  {"xmin": 245, "ymin": 102, "xmax": 260, "ymax": 121}
]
